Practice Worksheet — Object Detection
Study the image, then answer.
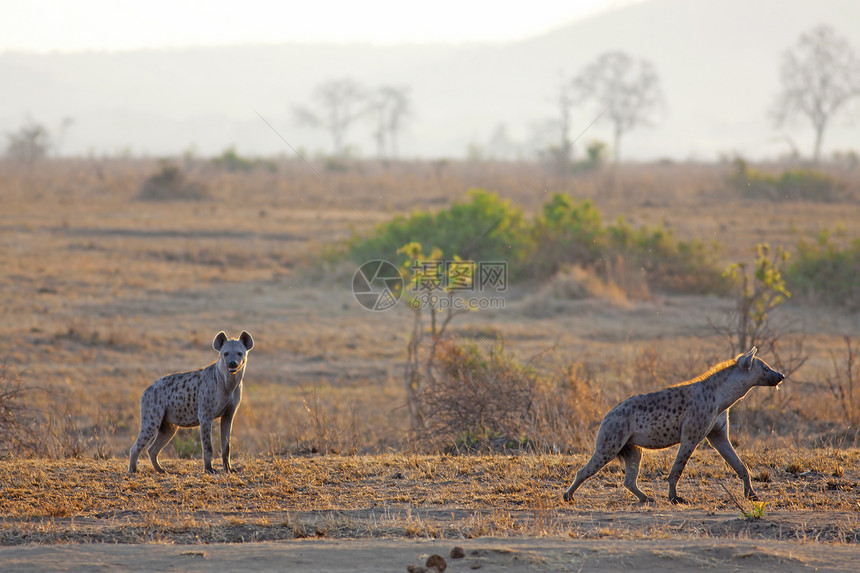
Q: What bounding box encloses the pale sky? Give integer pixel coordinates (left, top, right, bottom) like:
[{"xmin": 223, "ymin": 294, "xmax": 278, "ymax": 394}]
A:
[{"xmin": 2, "ymin": 0, "xmax": 638, "ymax": 52}]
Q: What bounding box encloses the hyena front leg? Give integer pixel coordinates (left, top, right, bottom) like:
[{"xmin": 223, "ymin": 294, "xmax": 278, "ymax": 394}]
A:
[
  {"xmin": 220, "ymin": 406, "xmax": 237, "ymax": 473},
  {"xmin": 668, "ymin": 418, "xmax": 713, "ymax": 504},
  {"xmin": 707, "ymin": 424, "xmax": 756, "ymax": 500},
  {"xmin": 667, "ymin": 445, "xmax": 694, "ymax": 504},
  {"xmin": 199, "ymin": 416, "xmax": 216, "ymax": 473}
]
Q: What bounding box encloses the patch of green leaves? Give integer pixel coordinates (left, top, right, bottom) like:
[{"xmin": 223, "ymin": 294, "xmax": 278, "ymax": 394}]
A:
[{"xmin": 347, "ymin": 189, "xmax": 728, "ymax": 295}]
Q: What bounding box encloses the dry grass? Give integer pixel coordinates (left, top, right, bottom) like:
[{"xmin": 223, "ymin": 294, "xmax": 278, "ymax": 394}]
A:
[{"xmin": 0, "ymin": 451, "xmax": 857, "ymax": 545}]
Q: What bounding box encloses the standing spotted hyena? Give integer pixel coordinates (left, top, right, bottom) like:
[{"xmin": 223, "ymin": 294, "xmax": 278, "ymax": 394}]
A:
[
  {"xmin": 128, "ymin": 331, "xmax": 254, "ymax": 474},
  {"xmin": 563, "ymin": 347, "xmax": 784, "ymax": 504}
]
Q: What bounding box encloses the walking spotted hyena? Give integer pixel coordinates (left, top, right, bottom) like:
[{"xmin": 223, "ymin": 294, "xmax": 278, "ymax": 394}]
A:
[
  {"xmin": 563, "ymin": 347, "xmax": 784, "ymax": 504},
  {"xmin": 128, "ymin": 331, "xmax": 254, "ymax": 474}
]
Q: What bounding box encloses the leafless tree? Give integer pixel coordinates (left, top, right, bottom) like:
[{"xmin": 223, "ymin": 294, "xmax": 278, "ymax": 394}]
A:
[
  {"xmin": 5, "ymin": 118, "xmax": 51, "ymax": 164},
  {"xmin": 574, "ymin": 52, "xmax": 666, "ymax": 163},
  {"xmin": 486, "ymin": 123, "xmax": 517, "ymax": 160},
  {"xmin": 293, "ymin": 78, "xmax": 366, "ymax": 157},
  {"xmin": 549, "ymin": 73, "xmax": 579, "ymax": 174},
  {"xmin": 368, "ymin": 85, "xmax": 411, "ymax": 160},
  {"xmin": 771, "ymin": 25, "xmax": 860, "ymax": 163}
]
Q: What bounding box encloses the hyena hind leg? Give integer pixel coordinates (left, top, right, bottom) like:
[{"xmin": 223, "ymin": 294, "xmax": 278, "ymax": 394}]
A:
[
  {"xmin": 128, "ymin": 422, "xmax": 159, "ymax": 473},
  {"xmin": 619, "ymin": 443, "xmax": 654, "ymax": 503},
  {"xmin": 147, "ymin": 424, "xmax": 178, "ymax": 474},
  {"xmin": 564, "ymin": 445, "xmax": 620, "ymax": 502}
]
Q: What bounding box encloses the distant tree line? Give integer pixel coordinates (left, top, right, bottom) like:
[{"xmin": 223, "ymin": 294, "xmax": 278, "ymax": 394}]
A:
[
  {"xmin": 288, "ymin": 24, "xmax": 857, "ymax": 165},
  {"xmin": 5, "ymin": 24, "xmax": 858, "ymax": 165}
]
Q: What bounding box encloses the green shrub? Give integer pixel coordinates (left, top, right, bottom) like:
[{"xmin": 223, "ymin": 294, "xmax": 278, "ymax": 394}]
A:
[
  {"xmin": 786, "ymin": 232, "xmax": 860, "ymax": 309},
  {"xmin": 607, "ymin": 219, "xmax": 730, "ymax": 295},
  {"xmin": 728, "ymin": 158, "xmax": 842, "ymax": 201},
  {"xmin": 776, "ymin": 169, "xmax": 840, "ymax": 200},
  {"xmin": 347, "ymin": 190, "xmax": 727, "ymax": 295},
  {"xmin": 348, "ymin": 188, "xmax": 532, "ymax": 276},
  {"xmin": 529, "ymin": 194, "xmax": 604, "ymax": 277}
]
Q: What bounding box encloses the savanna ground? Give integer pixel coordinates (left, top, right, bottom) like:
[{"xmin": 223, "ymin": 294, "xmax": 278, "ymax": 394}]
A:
[{"xmin": 2, "ymin": 158, "xmax": 859, "ymax": 571}]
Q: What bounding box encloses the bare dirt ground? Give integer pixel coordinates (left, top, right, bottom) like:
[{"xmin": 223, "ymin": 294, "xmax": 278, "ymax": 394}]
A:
[{"xmin": 3, "ymin": 537, "xmax": 860, "ymax": 573}]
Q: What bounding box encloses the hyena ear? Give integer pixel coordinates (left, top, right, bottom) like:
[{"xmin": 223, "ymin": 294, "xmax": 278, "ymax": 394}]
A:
[
  {"xmin": 239, "ymin": 330, "xmax": 254, "ymax": 351},
  {"xmin": 738, "ymin": 347, "xmax": 757, "ymax": 370},
  {"xmin": 213, "ymin": 331, "xmax": 229, "ymax": 351}
]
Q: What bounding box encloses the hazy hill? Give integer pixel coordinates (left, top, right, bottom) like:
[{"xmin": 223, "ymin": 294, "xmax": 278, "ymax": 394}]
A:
[{"xmin": 1, "ymin": 0, "xmax": 857, "ymax": 160}]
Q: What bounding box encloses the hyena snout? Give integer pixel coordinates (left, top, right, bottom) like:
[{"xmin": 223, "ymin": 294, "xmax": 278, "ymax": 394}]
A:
[{"xmin": 768, "ymin": 370, "xmax": 785, "ymax": 386}]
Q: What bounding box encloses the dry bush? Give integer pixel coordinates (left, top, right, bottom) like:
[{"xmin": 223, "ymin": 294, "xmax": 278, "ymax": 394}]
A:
[
  {"xmin": 0, "ymin": 370, "xmax": 129, "ymax": 460},
  {"xmin": 43, "ymin": 389, "xmax": 123, "ymax": 459},
  {"xmin": 521, "ymin": 264, "xmax": 639, "ymax": 318},
  {"xmin": 0, "ymin": 370, "xmax": 46, "ymax": 457},
  {"xmin": 826, "ymin": 337, "xmax": 860, "ymax": 427},
  {"xmin": 418, "ymin": 339, "xmax": 539, "ymax": 452},
  {"xmin": 138, "ymin": 163, "xmax": 208, "ymax": 201},
  {"xmin": 597, "ymin": 255, "xmax": 652, "ymax": 301},
  {"xmin": 818, "ymin": 336, "xmax": 860, "ymax": 447},
  {"xmin": 291, "ymin": 384, "xmax": 361, "ymax": 455},
  {"xmin": 709, "ymin": 244, "xmax": 808, "ymax": 379},
  {"xmin": 414, "ymin": 339, "xmax": 606, "ymax": 454},
  {"xmin": 239, "ymin": 380, "xmax": 400, "ymax": 457},
  {"xmin": 526, "ymin": 361, "xmax": 607, "ymax": 453}
]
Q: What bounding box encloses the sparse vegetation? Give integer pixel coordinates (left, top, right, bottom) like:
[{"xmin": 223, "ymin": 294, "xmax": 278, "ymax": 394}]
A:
[
  {"xmin": 212, "ymin": 146, "xmax": 277, "ymax": 173},
  {"xmin": 709, "ymin": 243, "xmax": 808, "ymax": 390},
  {"xmin": 714, "ymin": 244, "xmax": 791, "ymax": 355},
  {"xmin": 3, "ymin": 157, "xmax": 860, "ymax": 553}
]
